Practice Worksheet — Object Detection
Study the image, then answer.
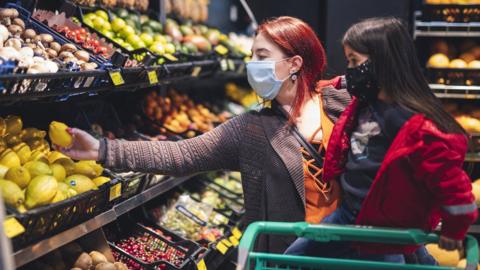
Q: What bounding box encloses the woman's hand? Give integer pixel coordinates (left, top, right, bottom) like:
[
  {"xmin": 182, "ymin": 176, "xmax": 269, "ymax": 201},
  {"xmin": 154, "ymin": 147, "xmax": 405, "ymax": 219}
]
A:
[
  {"xmin": 57, "ymin": 128, "xmax": 100, "ymax": 161},
  {"xmin": 439, "ymin": 235, "xmax": 463, "ymax": 251}
]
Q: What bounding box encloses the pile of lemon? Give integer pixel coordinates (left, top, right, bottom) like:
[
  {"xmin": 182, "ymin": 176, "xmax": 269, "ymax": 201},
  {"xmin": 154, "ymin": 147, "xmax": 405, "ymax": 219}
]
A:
[{"xmin": 0, "ymin": 116, "xmax": 110, "ymax": 213}]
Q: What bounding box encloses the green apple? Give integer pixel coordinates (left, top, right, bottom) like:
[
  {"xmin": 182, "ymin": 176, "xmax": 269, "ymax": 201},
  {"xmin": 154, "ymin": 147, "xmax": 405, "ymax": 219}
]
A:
[
  {"xmin": 140, "ymin": 33, "xmax": 153, "ymax": 46},
  {"xmin": 84, "ymin": 13, "xmax": 97, "ymax": 22},
  {"xmin": 83, "ymin": 18, "xmax": 93, "ymax": 27},
  {"xmin": 93, "ymin": 17, "xmax": 106, "ymax": 30},
  {"xmin": 164, "ymin": 43, "xmax": 176, "ymax": 54},
  {"xmin": 95, "ymin": 10, "xmax": 109, "ymax": 21},
  {"xmin": 149, "ymin": 42, "xmax": 165, "ymax": 55},
  {"xmin": 120, "ymin": 25, "xmax": 135, "ymax": 39},
  {"xmin": 111, "ymin": 18, "xmax": 126, "ymax": 32},
  {"xmin": 102, "ymin": 22, "xmax": 112, "ymax": 31},
  {"xmin": 104, "ymin": 31, "xmax": 115, "ymax": 39},
  {"xmin": 154, "ymin": 34, "xmax": 167, "ymax": 44}
]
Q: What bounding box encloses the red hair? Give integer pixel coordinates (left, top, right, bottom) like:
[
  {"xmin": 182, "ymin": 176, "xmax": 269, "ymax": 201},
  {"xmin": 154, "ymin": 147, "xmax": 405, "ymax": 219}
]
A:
[{"xmin": 257, "ymin": 16, "xmax": 327, "ymax": 120}]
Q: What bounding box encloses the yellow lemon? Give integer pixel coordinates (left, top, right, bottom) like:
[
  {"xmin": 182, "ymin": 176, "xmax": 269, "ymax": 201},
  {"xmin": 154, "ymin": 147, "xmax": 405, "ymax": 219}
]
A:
[
  {"xmin": 5, "ymin": 166, "xmax": 31, "ymax": 189},
  {"xmin": 24, "ymin": 161, "xmax": 52, "ymax": 178},
  {"xmin": 64, "ymin": 174, "xmax": 96, "ymax": 194},
  {"xmin": 0, "ymin": 149, "xmax": 21, "ymax": 168},
  {"xmin": 49, "ymin": 121, "xmax": 72, "ymax": 148},
  {"xmin": 25, "ymin": 175, "xmax": 58, "ymax": 209},
  {"xmin": 51, "ymin": 163, "xmax": 66, "ymax": 182},
  {"xmin": 0, "ymin": 179, "xmax": 24, "ymax": 208},
  {"xmin": 13, "ymin": 143, "xmax": 31, "ymax": 165},
  {"xmin": 92, "ymin": 176, "xmax": 110, "ymax": 187}
]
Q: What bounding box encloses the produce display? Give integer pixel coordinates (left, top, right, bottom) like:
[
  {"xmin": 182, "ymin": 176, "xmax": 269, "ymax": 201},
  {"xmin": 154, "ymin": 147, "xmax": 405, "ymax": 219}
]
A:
[
  {"xmin": 111, "ymin": 231, "xmax": 186, "ymax": 269},
  {"xmin": 144, "ymin": 89, "xmax": 227, "ymax": 135},
  {"xmin": 443, "ymin": 101, "xmax": 480, "ymax": 133},
  {"xmin": 165, "ymin": 0, "xmax": 209, "ymax": 23},
  {"xmin": 225, "ymin": 83, "xmax": 259, "ymax": 109},
  {"xmin": 0, "ymin": 7, "xmax": 102, "ymax": 74},
  {"xmin": 0, "ymin": 116, "xmax": 110, "ymax": 212},
  {"xmin": 72, "ymin": 0, "xmax": 149, "ymax": 12},
  {"xmin": 427, "ymin": 40, "xmax": 480, "ymax": 69}
]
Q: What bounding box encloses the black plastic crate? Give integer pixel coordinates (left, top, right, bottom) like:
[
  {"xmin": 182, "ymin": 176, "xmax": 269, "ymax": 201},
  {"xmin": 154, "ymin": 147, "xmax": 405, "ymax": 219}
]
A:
[
  {"xmin": 106, "ymin": 222, "xmax": 198, "ymax": 269},
  {"xmin": 9, "ymin": 179, "xmax": 114, "ymax": 250},
  {"xmin": 107, "ymin": 171, "xmax": 147, "ymax": 201},
  {"xmin": 421, "ymin": 3, "xmax": 480, "ymax": 23}
]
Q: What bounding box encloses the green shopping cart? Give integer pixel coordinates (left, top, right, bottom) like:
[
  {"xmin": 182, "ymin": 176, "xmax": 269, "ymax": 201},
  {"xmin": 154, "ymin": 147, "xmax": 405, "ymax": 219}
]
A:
[{"xmin": 237, "ymin": 222, "xmax": 479, "ymax": 270}]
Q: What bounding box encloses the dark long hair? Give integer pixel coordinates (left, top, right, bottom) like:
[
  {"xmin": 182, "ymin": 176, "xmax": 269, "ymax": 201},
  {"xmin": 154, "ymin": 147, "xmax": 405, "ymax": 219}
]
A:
[{"xmin": 343, "ymin": 17, "xmax": 465, "ymax": 134}]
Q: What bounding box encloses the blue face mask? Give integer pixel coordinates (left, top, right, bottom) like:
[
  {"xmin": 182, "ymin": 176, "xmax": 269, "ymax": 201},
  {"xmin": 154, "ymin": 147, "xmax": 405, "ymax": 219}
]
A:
[{"xmin": 246, "ymin": 58, "xmax": 292, "ymax": 100}]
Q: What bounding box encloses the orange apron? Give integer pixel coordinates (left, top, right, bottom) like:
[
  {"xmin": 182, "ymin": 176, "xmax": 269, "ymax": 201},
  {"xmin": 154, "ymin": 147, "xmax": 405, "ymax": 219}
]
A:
[{"xmin": 304, "ymin": 96, "xmax": 341, "ymax": 223}]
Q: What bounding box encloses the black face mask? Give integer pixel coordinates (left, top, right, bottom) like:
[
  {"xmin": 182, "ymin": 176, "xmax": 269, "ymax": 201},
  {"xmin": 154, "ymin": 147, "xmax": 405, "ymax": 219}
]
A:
[{"xmin": 345, "ymin": 60, "xmax": 380, "ymax": 103}]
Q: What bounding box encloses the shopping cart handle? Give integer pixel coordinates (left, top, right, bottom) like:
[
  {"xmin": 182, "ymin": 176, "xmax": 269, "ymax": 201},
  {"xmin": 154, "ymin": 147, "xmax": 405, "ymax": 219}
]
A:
[{"xmin": 237, "ymin": 222, "xmax": 479, "ymax": 270}]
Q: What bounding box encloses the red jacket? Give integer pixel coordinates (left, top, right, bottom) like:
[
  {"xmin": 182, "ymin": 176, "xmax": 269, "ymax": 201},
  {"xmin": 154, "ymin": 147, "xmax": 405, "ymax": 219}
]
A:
[{"xmin": 323, "ymin": 98, "xmax": 478, "ymax": 254}]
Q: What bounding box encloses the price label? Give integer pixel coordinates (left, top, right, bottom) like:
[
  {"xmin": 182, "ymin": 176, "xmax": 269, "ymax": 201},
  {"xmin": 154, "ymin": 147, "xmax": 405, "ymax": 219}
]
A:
[
  {"xmin": 3, "ymin": 217, "xmax": 25, "ymax": 238},
  {"xmin": 221, "ymin": 238, "xmax": 233, "ymax": 247},
  {"xmin": 227, "ymin": 59, "xmax": 235, "ymax": 71},
  {"xmin": 164, "ymin": 54, "xmax": 178, "ymax": 61},
  {"xmin": 148, "ymin": 70, "xmax": 159, "ymax": 84},
  {"xmin": 215, "ymin": 45, "xmax": 229, "ymax": 55},
  {"xmin": 232, "ymin": 227, "xmax": 242, "ymax": 239},
  {"xmin": 220, "ymin": 59, "xmax": 228, "ymax": 71},
  {"xmin": 109, "ymin": 183, "xmax": 122, "ymax": 201},
  {"xmin": 196, "ymin": 259, "xmax": 207, "ymax": 270},
  {"xmin": 191, "ymin": 66, "xmax": 202, "ymax": 77},
  {"xmin": 109, "ymin": 71, "xmax": 124, "ymax": 86},
  {"xmin": 216, "ymin": 241, "xmax": 229, "ymax": 255},
  {"xmin": 229, "ymin": 235, "xmax": 239, "ymax": 246}
]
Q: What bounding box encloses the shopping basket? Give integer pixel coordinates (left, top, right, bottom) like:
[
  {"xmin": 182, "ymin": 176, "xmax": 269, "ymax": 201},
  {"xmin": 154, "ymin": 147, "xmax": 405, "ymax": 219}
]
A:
[{"xmin": 237, "ymin": 222, "xmax": 479, "ymax": 270}]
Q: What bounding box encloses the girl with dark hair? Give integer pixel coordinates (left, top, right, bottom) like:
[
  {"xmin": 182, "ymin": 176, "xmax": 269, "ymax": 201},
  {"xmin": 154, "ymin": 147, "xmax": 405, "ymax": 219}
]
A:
[
  {"xmin": 57, "ymin": 16, "xmax": 351, "ymax": 254},
  {"xmin": 286, "ymin": 17, "xmax": 477, "ymax": 264}
]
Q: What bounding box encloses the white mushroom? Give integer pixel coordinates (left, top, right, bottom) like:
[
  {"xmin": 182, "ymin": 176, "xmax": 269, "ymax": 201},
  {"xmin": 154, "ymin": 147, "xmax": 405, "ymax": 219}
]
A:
[
  {"xmin": 0, "ymin": 46, "xmax": 20, "ymax": 60},
  {"xmin": 0, "ymin": 25, "xmax": 9, "ymax": 41},
  {"xmin": 19, "ymin": 46, "xmax": 34, "ymax": 58},
  {"xmin": 4, "ymin": 38, "xmax": 22, "ymax": 50}
]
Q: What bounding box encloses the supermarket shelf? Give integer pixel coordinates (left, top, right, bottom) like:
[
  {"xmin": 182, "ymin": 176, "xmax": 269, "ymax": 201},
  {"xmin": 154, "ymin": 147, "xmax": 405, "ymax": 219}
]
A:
[
  {"xmin": 13, "ymin": 175, "xmax": 195, "ymax": 268},
  {"xmin": 430, "ymin": 84, "xmax": 480, "ymax": 99},
  {"xmin": 413, "ymin": 12, "xmax": 480, "ymax": 38},
  {"xmin": 0, "ymin": 59, "xmax": 246, "ymax": 103}
]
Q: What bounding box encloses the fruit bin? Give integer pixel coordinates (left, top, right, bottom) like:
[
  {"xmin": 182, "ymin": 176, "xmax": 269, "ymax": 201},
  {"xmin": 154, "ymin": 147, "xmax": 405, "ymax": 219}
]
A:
[
  {"xmin": 8, "ymin": 178, "xmax": 118, "ymax": 251},
  {"xmin": 426, "ymin": 67, "xmax": 480, "ymax": 86},
  {"xmin": 421, "ymin": 3, "xmax": 480, "ymax": 23},
  {"xmin": 76, "ymin": 5, "xmax": 163, "ymax": 66},
  {"xmin": 105, "ymin": 221, "xmax": 200, "ymax": 270}
]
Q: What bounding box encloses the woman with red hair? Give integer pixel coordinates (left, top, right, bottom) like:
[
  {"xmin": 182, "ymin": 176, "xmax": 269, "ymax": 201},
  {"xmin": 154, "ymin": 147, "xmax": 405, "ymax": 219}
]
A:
[{"xmin": 58, "ymin": 16, "xmax": 351, "ymax": 253}]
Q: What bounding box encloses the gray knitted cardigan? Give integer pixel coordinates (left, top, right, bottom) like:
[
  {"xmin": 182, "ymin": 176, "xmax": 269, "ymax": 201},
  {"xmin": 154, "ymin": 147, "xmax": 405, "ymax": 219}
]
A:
[{"xmin": 99, "ymin": 85, "xmax": 351, "ymax": 253}]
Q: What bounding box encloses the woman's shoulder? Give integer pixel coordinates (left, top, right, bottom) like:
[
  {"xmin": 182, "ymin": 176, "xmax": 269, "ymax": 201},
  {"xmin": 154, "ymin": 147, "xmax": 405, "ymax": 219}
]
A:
[{"xmin": 317, "ymin": 76, "xmax": 352, "ymax": 123}]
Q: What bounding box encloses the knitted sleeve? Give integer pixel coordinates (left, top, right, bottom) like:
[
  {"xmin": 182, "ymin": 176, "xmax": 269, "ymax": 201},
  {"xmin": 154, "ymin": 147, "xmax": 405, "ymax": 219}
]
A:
[{"xmin": 99, "ymin": 113, "xmax": 251, "ymax": 176}]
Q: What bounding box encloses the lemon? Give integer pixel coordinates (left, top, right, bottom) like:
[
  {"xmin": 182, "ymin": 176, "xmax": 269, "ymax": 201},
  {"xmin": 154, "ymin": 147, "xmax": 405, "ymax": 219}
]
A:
[
  {"xmin": 20, "ymin": 128, "xmax": 46, "ymax": 141},
  {"xmin": 16, "ymin": 204, "xmax": 26, "ymax": 213},
  {"xmin": 0, "ymin": 149, "xmax": 21, "ymax": 168},
  {"xmin": 73, "ymin": 161, "xmax": 99, "ymax": 178},
  {"xmin": 0, "ymin": 164, "xmax": 9, "ymax": 178},
  {"xmin": 5, "ymin": 166, "xmax": 31, "ymax": 189},
  {"xmin": 25, "ymin": 175, "xmax": 58, "ymax": 209},
  {"xmin": 51, "ymin": 189, "xmax": 67, "ymax": 203},
  {"xmin": 24, "ymin": 161, "xmax": 53, "ymax": 178},
  {"xmin": 65, "ymin": 174, "xmax": 96, "ymax": 194},
  {"xmin": 29, "ymin": 150, "xmax": 49, "ymax": 163},
  {"xmin": 49, "ymin": 121, "xmax": 72, "ymax": 148},
  {"xmin": 13, "ymin": 143, "xmax": 32, "ymax": 165},
  {"xmin": 92, "ymin": 176, "xmax": 110, "ymax": 187},
  {"xmin": 5, "ymin": 115, "xmax": 22, "ymax": 135},
  {"xmin": 48, "ymin": 151, "xmax": 71, "ymax": 164},
  {"xmin": 0, "ymin": 179, "xmax": 24, "ymax": 208},
  {"xmin": 51, "ymin": 163, "xmax": 66, "ymax": 182}
]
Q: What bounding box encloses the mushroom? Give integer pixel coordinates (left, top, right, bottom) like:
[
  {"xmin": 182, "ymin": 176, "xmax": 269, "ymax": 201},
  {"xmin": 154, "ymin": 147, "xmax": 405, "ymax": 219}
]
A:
[
  {"xmin": 81, "ymin": 62, "xmax": 97, "ymax": 70},
  {"xmin": 4, "ymin": 38, "xmax": 22, "ymax": 50},
  {"xmin": 19, "ymin": 47, "xmax": 34, "ymax": 58},
  {"xmin": 33, "ymin": 35, "xmax": 42, "ymax": 43},
  {"xmin": 60, "ymin": 43, "xmax": 76, "ymax": 53},
  {"xmin": 59, "ymin": 51, "xmax": 74, "ymax": 59},
  {"xmin": 39, "ymin": 34, "xmax": 54, "ymax": 44},
  {"xmin": 74, "ymin": 50, "xmax": 89, "ymax": 62},
  {"xmin": 63, "ymin": 56, "xmax": 77, "ymax": 63},
  {"xmin": 0, "ymin": 25, "xmax": 9, "ymax": 41},
  {"xmin": 33, "ymin": 47, "xmax": 45, "ymax": 57},
  {"xmin": 25, "ymin": 43, "xmax": 36, "ymax": 49},
  {"xmin": 12, "ymin": 18, "xmax": 24, "ymax": 30},
  {"xmin": 7, "ymin": 24, "xmax": 22, "ymax": 36},
  {"xmin": 44, "ymin": 60, "xmax": 58, "ymax": 73},
  {"xmin": 0, "ymin": 46, "xmax": 20, "ymax": 60},
  {"xmin": 49, "ymin": 42, "xmax": 61, "ymax": 53},
  {"xmin": 22, "ymin": 29, "xmax": 36, "ymax": 40},
  {"xmin": 0, "ymin": 9, "xmax": 16, "ymax": 25},
  {"xmin": 45, "ymin": 48, "xmax": 57, "ymax": 59}
]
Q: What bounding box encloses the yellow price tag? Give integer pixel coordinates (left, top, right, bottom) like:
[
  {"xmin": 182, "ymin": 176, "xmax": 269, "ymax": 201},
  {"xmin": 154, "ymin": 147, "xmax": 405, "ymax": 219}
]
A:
[
  {"xmin": 109, "ymin": 183, "xmax": 122, "ymax": 201},
  {"xmin": 215, "ymin": 241, "xmax": 229, "ymax": 255},
  {"xmin": 196, "ymin": 259, "xmax": 207, "ymax": 270},
  {"xmin": 215, "ymin": 45, "xmax": 229, "ymax": 55},
  {"xmin": 232, "ymin": 227, "xmax": 242, "ymax": 239},
  {"xmin": 109, "ymin": 71, "xmax": 124, "ymax": 86},
  {"xmin": 229, "ymin": 235, "xmax": 239, "ymax": 246},
  {"xmin": 220, "ymin": 59, "xmax": 228, "ymax": 71},
  {"xmin": 148, "ymin": 70, "xmax": 159, "ymax": 84},
  {"xmin": 221, "ymin": 238, "xmax": 233, "ymax": 247},
  {"xmin": 227, "ymin": 59, "xmax": 235, "ymax": 71},
  {"xmin": 164, "ymin": 54, "xmax": 178, "ymax": 61},
  {"xmin": 191, "ymin": 66, "xmax": 202, "ymax": 77},
  {"xmin": 3, "ymin": 217, "xmax": 25, "ymax": 238}
]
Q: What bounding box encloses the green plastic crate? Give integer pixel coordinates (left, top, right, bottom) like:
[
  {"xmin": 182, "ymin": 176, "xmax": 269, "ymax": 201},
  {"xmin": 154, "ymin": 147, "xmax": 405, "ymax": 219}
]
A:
[{"xmin": 238, "ymin": 222, "xmax": 479, "ymax": 270}]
